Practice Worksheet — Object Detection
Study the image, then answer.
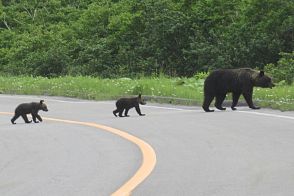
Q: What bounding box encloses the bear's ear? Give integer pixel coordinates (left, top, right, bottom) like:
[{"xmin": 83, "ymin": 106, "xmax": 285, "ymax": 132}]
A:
[
  {"xmin": 138, "ymin": 94, "xmax": 142, "ymax": 98},
  {"xmin": 259, "ymin": 71, "xmax": 264, "ymax": 77},
  {"xmin": 40, "ymin": 100, "xmax": 44, "ymax": 104}
]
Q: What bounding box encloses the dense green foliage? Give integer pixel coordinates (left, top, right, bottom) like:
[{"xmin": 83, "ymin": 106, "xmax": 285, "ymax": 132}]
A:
[
  {"xmin": 0, "ymin": 0, "xmax": 293, "ymax": 77},
  {"xmin": 265, "ymin": 51, "xmax": 294, "ymax": 84}
]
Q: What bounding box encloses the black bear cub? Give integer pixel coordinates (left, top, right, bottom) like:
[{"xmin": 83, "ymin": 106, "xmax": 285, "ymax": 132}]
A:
[
  {"xmin": 11, "ymin": 100, "xmax": 49, "ymax": 124},
  {"xmin": 202, "ymin": 68, "xmax": 275, "ymax": 112},
  {"xmin": 113, "ymin": 94, "xmax": 146, "ymax": 117}
]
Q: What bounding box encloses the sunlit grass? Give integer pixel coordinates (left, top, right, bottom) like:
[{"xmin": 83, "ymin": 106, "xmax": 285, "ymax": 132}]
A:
[
  {"xmin": 254, "ymin": 85, "xmax": 294, "ymax": 111},
  {"xmin": 0, "ymin": 76, "xmax": 293, "ymax": 111}
]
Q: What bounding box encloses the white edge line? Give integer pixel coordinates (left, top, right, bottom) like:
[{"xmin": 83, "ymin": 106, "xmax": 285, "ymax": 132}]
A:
[
  {"xmin": 0, "ymin": 95, "xmax": 107, "ymax": 104},
  {"xmin": 237, "ymin": 111, "xmax": 294, "ymax": 120},
  {"xmin": 142, "ymin": 105, "xmax": 200, "ymax": 112}
]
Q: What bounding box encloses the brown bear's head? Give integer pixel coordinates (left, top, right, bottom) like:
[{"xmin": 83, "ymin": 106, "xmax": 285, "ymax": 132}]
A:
[
  {"xmin": 254, "ymin": 71, "xmax": 275, "ymax": 88},
  {"xmin": 39, "ymin": 100, "xmax": 49, "ymax": 112},
  {"xmin": 137, "ymin": 94, "xmax": 146, "ymax": 105}
]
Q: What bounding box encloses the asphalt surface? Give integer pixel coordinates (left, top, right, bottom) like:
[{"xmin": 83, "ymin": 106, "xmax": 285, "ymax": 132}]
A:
[{"xmin": 1, "ymin": 94, "xmax": 294, "ymax": 196}]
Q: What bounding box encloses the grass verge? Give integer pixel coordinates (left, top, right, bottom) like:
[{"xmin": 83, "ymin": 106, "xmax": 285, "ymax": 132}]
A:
[{"xmin": 0, "ymin": 76, "xmax": 293, "ymax": 111}]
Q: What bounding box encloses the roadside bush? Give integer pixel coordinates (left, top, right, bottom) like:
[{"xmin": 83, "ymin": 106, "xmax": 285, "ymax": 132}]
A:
[
  {"xmin": 194, "ymin": 72, "xmax": 209, "ymax": 80},
  {"xmin": 265, "ymin": 52, "xmax": 294, "ymax": 84}
]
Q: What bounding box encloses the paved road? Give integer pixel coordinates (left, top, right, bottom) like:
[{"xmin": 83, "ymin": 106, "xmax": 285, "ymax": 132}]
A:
[{"xmin": 0, "ymin": 94, "xmax": 294, "ymax": 196}]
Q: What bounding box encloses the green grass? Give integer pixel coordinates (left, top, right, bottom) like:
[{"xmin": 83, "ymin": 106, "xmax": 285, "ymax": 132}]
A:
[
  {"xmin": 0, "ymin": 76, "xmax": 293, "ymax": 111},
  {"xmin": 254, "ymin": 85, "xmax": 294, "ymax": 111}
]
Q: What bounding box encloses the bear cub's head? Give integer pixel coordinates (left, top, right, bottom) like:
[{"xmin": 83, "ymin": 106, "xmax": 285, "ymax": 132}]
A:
[
  {"xmin": 254, "ymin": 71, "xmax": 275, "ymax": 88},
  {"xmin": 137, "ymin": 94, "xmax": 146, "ymax": 105},
  {"xmin": 39, "ymin": 100, "xmax": 49, "ymax": 112}
]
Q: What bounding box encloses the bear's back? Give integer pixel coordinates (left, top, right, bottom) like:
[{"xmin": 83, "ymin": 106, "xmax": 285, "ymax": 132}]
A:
[
  {"xmin": 116, "ymin": 97, "xmax": 138, "ymax": 109},
  {"xmin": 205, "ymin": 68, "xmax": 255, "ymax": 93},
  {"xmin": 15, "ymin": 102, "xmax": 39, "ymax": 114}
]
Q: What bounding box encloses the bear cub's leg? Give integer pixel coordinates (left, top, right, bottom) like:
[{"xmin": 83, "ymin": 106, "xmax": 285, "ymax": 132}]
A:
[
  {"xmin": 113, "ymin": 106, "xmax": 126, "ymax": 117},
  {"xmin": 124, "ymin": 108, "xmax": 130, "ymax": 117},
  {"xmin": 32, "ymin": 113, "xmax": 43, "ymax": 123},
  {"xmin": 21, "ymin": 114, "xmax": 32, "ymax": 123},
  {"xmin": 118, "ymin": 108, "xmax": 124, "ymax": 117},
  {"xmin": 113, "ymin": 109, "xmax": 119, "ymax": 117},
  {"xmin": 11, "ymin": 113, "xmax": 20, "ymax": 124},
  {"xmin": 135, "ymin": 105, "xmax": 145, "ymax": 116}
]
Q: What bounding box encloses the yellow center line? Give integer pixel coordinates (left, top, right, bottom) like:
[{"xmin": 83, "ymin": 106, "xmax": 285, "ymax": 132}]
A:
[{"xmin": 0, "ymin": 112, "xmax": 157, "ymax": 196}]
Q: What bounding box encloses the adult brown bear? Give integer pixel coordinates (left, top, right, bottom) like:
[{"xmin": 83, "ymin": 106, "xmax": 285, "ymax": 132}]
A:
[
  {"xmin": 113, "ymin": 94, "xmax": 146, "ymax": 117},
  {"xmin": 202, "ymin": 68, "xmax": 275, "ymax": 112},
  {"xmin": 11, "ymin": 100, "xmax": 49, "ymax": 124}
]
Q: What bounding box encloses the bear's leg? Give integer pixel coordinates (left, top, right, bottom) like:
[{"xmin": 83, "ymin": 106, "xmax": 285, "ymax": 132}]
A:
[
  {"xmin": 21, "ymin": 114, "xmax": 32, "ymax": 123},
  {"xmin": 32, "ymin": 113, "xmax": 42, "ymax": 123},
  {"xmin": 202, "ymin": 94, "xmax": 215, "ymax": 112},
  {"xmin": 215, "ymin": 94, "xmax": 226, "ymax": 110},
  {"xmin": 113, "ymin": 109, "xmax": 119, "ymax": 117},
  {"xmin": 135, "ymin": 106, "xmax": 145, "ymax": 116},
  {"xmin": 242, "ymin": 92, "xmax": 260, "ymax": 109},
  {"xmin": 11, "ymin": 113, "xmax": 20, "ymax": 124},
  {"xmin": 118, "ymin": 109, "xmax": 124, "ymax": 117},
  {"xmin": 32, "ymin": 114, "xmax": 38, "ymax": 123},
  {"xmin": 124, "ymin": 109, "xmax": 130, "ymax": 117},
  {"xmin": 231, "ymin": 92, "xmax": 241, "ymax": 110},
  {"xmin": 36, "ymin": 114, "xmax": 43, "ymax": 122}
]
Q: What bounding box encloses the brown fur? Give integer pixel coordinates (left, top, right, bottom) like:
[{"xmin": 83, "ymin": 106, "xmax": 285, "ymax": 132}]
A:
[
  {"xmin": 113, "ymin": 94, "xmax": 146, "ymax": 117},
  {"xmin": 11, "ymin": 100, "xmax": 48, "ymax": 124},
  {"xmin": 202, "ymin": 68, "xmax": 275, "ymax": 112}
]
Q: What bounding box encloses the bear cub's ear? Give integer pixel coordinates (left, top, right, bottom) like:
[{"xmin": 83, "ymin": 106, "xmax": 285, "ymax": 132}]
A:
[
  {"xmin": 259, "ymin": 71, "xmax": 264, "ymax": 77},
  {"xmin": 40, "ymin": 100, "xmax": 44, "ymax": 104},
  {"xmin": 138, "ymin": 94, "xmax": 142, "ymax": 98}
]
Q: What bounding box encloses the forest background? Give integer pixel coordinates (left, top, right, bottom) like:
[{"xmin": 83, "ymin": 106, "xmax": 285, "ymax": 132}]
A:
[
  {"xmin": 0, "ymin": 0, "xmax": 293, "ymax": 110},
  {"xmin": 0, "ymin": 0, "xmax": 293, "ymax": 78}
]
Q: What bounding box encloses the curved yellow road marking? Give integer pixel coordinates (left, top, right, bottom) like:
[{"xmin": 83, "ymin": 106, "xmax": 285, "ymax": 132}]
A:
[{"xmin": 0, "ymin": 112, "xmax": 157, "ymax": 196}]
